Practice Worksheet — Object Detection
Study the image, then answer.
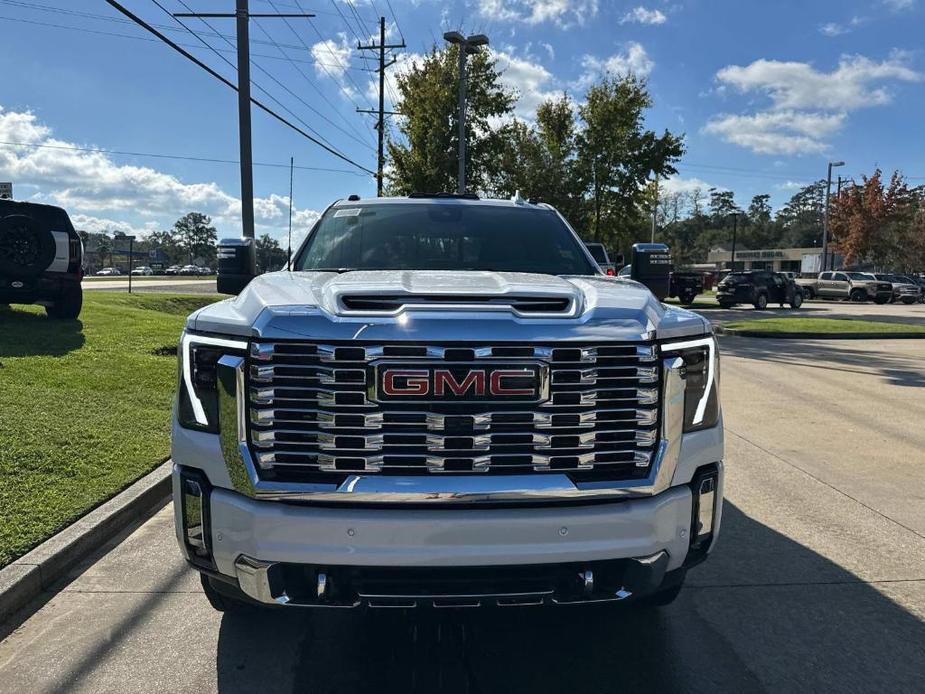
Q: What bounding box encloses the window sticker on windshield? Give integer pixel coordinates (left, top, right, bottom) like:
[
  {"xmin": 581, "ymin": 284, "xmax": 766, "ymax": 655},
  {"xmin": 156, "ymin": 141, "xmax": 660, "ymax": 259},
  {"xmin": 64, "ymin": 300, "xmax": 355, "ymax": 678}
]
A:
[{"xmin": 334, "ymin": 208, "xmax": 361, "ymax": 218}]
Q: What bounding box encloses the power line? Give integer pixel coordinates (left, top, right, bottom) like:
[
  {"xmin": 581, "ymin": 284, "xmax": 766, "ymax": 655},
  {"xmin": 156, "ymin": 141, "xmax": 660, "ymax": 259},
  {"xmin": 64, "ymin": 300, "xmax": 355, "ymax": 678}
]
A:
[
  {"xmin": 0, "ymin": 0, "xmax": 360, "ymax": 59},
  {"xmin": 264, "ymin": 0, "xmax": 376, "ymax": 143},
  {"xmin": 103, "ymin": 0, "xmax": 374, "ymax": 175},
  {"xmin": 158, "ymin": 0, "xmax": 371, "ymax": 154},
  {"xmin": 384, "ymin": 0, "xmax": 404, "ymax": 43},
  {"xmin": 249, "ymin": 12, "xmax": 375, "ymax": 148},
  {"xmin": 0, "ymin": 140, "xmax": 367, "ymax": 175}
]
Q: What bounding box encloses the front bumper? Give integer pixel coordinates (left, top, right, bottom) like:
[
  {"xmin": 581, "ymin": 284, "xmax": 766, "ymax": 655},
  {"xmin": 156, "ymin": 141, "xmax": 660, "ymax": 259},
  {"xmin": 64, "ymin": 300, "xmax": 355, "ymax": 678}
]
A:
[{"xmin": 173, "ymin": 464, "xmax": 723, "ymax": 607}]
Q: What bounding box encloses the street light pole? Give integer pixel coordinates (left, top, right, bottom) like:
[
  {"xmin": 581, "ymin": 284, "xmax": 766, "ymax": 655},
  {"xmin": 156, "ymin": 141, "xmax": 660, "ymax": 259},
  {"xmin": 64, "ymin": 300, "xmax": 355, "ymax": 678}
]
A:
[
  {"xmin": 650, "ymin": 174, "xmax": 658, "ymax": 243},
  {"xmin": 822, "ymin": 160, "xmax": 845, "ymax": 272},
  {"xmin": 443, "ymin": 31, "xmax": 489, "ymax": 195},
  {"xmin": 730, "ymin": 213, "xmax": 738, "ymax": 271}
]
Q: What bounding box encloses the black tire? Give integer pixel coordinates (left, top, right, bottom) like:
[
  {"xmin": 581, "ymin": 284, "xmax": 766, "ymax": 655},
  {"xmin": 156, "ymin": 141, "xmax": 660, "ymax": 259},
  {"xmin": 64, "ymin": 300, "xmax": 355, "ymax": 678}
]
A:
[
  {"xmin": 873, "ymin": 296, "xmax": 890, "ymax": 305},
  {"xmin": 802, "ymin": 287, "xmax": 815, "ymax": 300},
  {"xmin": 45, "ymin": 285, "xmax": 82, "ymax": 320},
  {"xmin": 790, "ymin": 292, "xmax": 803, "ymax": 309},
  {"xmin": 754, "ymin": 293, "xmax": 768, "ymax": 310},
  {"xmin": 200, "ymin": 574, "xmax": 252, "ymax": 613},
  {"xmin": 901, "ymin": 297, "xmax": 916, "ymax": 305},
  {"xmin": 679, "ymin": 292, "xmax": 695, "ymax": 306},
  {"xmin": 0, "ymin": 214, "xmax": 56, "ymax": 279},
  {"xmin": 718, "ymin": 301, "xmax": 734, "ymax": 309},
  {"xmin": 849, "ymin": 289, "xmax": 867, "ymax": 302}
]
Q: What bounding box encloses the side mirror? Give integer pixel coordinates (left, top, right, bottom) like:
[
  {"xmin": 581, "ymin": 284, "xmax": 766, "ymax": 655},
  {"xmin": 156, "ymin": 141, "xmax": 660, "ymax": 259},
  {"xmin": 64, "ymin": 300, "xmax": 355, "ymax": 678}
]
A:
[
  {"xmin": 630, "ymin": 243, "xmax": 671, "ymax": 301},
  {"xmin": 216, "ymin": 237, "xmax": 256, "ymax": 295}
]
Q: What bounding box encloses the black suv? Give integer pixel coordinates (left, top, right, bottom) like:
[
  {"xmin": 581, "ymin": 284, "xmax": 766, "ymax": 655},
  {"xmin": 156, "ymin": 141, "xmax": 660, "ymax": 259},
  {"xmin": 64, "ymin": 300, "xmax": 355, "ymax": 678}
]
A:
[
  {"xmin": 717, "ymin": 270, "xmax": 803, "ymax": 310},
  {"xmin": 0, "ymin": 200, "xmax": 84, "ymax": 319}
]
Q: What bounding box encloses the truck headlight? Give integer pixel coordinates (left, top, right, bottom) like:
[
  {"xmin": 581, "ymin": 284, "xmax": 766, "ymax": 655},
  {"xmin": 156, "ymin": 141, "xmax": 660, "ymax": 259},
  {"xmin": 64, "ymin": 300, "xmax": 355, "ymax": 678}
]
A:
[
  {"xmin": 661, "ymin": 336, "xmax": 720, "ymax": 432},
  {"xmin": 177, "ymin": 331, "xmax": 247, "ymax": 432}
]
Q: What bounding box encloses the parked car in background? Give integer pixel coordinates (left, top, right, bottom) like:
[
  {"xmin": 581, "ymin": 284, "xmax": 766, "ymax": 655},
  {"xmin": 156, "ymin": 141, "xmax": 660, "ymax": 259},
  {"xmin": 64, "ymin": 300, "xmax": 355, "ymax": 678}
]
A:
[
  {"xmin": 197, "ymin": 266, "xmax": 214, "ymax": 275},
  {"xmin": 717, "ymin": 270, "xmax": 804, "ymax": 309},
  {"xmin": 667, "ymin": 271, "xmax": 704, "ymax": 306},
  {"xmin": 584, "ymin": 242, "xmax": 616, "ymax": 276},
  {"xmin": 0, "ymin": 199, "xmax": 84, "ymax": 319},
  {"xmin": 869, "ymin": 273, "xmax": 922, "ymax": 304},
  {"xmin": 95, "ymin": 267, "xmax": 121, "ymax": 276},
  {"xmin": 165, "ymin": 265, "xmax": 182, "ymax": 275},
  {"xmin": 795, "ymin": 271, "xmax": 891, "ymax": 303},
  {"xmin": 178, "ymin": 264, "xmax": 200, "ymax": 275},
  {"xmin": 131, "ymin": 266, "xmax": 153, "ymax": 276}
]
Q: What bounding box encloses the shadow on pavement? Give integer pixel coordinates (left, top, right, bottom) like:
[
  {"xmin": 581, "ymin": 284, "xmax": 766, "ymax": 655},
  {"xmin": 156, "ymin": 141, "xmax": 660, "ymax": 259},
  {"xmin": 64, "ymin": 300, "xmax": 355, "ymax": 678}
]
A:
[
  {"xmin": 214, "ymin": 503, "xmax": 925, "ymax": 694},
  {"xmin": 0, "ymin": 307, "xmax": 85, "ymax": 356},
  {"xmin": 720, "ymin": 335, "xmax": 925, "ymax": 388}
]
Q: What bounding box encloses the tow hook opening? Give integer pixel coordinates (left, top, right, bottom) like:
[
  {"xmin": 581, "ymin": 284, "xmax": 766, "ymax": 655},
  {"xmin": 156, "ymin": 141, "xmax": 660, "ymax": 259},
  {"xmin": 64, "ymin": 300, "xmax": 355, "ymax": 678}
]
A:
[{"xmin": 687, "ymin": 465, "xmax": 719, "ymax": 565}]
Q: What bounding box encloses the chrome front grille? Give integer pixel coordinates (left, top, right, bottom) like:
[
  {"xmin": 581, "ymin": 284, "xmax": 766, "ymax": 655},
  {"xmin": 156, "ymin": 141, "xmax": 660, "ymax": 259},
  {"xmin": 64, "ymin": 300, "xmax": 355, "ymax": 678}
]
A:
[{"xmin": 245, "ymin": 341, "xmax": 660, "ymax": 481}]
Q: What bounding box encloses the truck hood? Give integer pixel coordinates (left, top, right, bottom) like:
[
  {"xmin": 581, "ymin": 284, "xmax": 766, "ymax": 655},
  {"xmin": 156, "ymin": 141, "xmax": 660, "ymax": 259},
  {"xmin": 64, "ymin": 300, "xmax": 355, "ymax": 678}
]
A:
[{"xmin": 188, "ymin": 270, "xmax": 710, "ymax": 342}]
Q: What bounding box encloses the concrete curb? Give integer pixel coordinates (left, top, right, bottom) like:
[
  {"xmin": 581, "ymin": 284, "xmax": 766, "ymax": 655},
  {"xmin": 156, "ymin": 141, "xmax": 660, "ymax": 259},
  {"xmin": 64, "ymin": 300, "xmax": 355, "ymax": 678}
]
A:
[
  {"xmin": 0, "ymin": 460, "xmax": 172, "ymax": 624},
  {"xmin": 716, "ymin": 326, "xmax": 925, "ymax": 339}
]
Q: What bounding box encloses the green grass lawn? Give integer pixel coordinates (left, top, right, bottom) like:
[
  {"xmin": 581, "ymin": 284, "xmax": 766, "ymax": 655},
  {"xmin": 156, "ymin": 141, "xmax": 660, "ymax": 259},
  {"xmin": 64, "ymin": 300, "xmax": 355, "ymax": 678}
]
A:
[
  {"xmin": 722, "ymin": 317, "xmax": 925, "ymax": 334},
  {"xmin": 0, "ymin": 292, "xmax": 220, "ymax": 568}
]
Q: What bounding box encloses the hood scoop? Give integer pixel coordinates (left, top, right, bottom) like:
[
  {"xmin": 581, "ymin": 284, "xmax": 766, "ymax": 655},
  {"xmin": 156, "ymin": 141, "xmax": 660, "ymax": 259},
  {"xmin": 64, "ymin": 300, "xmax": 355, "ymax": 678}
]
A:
[{"xmin": 338, "ymin": 293, "xmax": 575, "ymax": 316}]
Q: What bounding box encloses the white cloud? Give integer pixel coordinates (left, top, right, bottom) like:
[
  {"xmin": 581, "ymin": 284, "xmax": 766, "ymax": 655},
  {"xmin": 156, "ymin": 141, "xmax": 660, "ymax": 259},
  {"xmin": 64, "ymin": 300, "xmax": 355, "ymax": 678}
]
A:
[
  {"xmin": 580, "ymin": 42, "xmax": 655, "ymax": 85},
  {"xmin": 704, "ymin": 110, "xmax": 846, "ymax": 155},
  {"xmin": 819, "ymin": 22, "xmax": 849, "ymax": 36},
  {"xmin": 0, "ymin": 106, "xmax": 322, "ymax": 241},
  {"xmin": 311, "ymin": 34, "xmax": 352, "ymax": 79},
  {"xmin": 493, "ymin": 50, "xmax": 559, "ymax": 119},
  {"xmin": 715, "ymin": 53, "xmax": 921, "ymax": 110},
  {"xmin": 882, "ymin": 0, "xmax": 915, "ymax": 11},
  {"xmin": 707, "ymin": 52, "xmax": 921, "ymax": 155},
  {"xmin": 776, "ymin": 180, "xmax": 810, "ymax": 190},
  {"xmin": 620, "ymin": 7, "xmax": 667, "ymax": 25},
  {"xmin": 476, "ymin": 0, "xmax": 599, "ymax": 28},
  {"xmin": 661, "ymin": 175, "xmax": 718, "ymax": 196}
]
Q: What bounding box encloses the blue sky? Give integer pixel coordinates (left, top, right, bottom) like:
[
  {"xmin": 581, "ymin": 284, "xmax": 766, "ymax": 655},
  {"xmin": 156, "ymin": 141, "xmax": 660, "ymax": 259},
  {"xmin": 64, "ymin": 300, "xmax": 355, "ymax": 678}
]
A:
[{"xmin": 1, "ymin": 0, "xmax": 923, "ymax": 245}]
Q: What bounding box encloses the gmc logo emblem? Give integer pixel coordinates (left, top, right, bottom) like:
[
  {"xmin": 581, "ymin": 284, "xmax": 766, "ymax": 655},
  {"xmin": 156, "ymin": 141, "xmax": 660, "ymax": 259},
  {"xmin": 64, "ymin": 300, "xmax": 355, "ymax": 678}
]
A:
[{"xmin": 371, "ymin": 362, "xmax": 549, "ymax": 403}]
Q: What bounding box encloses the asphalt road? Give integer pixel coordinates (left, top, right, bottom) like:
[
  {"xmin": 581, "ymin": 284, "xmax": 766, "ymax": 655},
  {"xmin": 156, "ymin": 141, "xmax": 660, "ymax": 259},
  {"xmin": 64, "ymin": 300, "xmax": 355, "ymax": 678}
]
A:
[
  {"xmin": 83, "ymin": 278, "xmax": 219, "ymax": 294},
  {"xmin": 1, "ymin": 338, "xmax": 923, "ymax": 693},
  {"xmin": 682, "ymin": 295, "xmax": 925, "ymax": 326}
]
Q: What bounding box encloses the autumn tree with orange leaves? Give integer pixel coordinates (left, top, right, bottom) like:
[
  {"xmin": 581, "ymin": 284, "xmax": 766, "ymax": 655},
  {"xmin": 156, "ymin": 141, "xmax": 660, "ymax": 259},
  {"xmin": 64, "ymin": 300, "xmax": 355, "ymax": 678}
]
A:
[{"xmin": 829, "ymin": 169, "xmax": 925, "ymax": 271}]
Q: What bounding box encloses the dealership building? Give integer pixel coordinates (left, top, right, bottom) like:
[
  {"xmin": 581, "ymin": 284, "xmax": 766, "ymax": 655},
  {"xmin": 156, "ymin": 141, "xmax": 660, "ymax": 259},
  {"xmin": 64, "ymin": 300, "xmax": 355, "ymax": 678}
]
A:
[{"xmin": 704, "ymin": 246, "xmax": 839, "ymax": 274}]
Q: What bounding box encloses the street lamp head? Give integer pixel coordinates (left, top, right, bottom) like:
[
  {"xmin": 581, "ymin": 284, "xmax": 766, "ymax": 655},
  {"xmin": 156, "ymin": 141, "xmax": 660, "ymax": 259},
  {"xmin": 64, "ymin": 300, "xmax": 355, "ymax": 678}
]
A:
[
  {"xmin": 443, "ymin": 31, "xmax": 465, "ymax": 44},
  {"xmin": 830, "ymin": 160, "xmax": 845, "ymax": 167},
  {"xmin": 467, "ymin": 34, "xmax": 489, "ymax": 47}
]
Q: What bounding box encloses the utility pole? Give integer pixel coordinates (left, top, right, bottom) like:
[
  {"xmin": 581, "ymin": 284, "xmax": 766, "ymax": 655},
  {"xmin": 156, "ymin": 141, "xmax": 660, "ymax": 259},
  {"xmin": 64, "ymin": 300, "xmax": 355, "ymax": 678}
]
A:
[
  {"xmin": 443, "ymin": 32, "xmax": 489, "ymax": 194},
  {"xmin": 174, "ymin": 1, "xmax": 314, "ymax": 237},
  {"xmin": 821, "ymin": 160, "xmax": 845, "ymax": 272},
  {"xmin": 358, "ymin": 17, "xmax": 405, "ymax": 196}
]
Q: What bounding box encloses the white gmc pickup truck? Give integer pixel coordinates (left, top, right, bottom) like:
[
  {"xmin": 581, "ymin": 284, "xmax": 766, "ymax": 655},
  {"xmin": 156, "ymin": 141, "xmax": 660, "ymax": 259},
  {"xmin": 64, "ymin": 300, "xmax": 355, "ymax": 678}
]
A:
[{"xmin": 172, "ymin": 195, "xmax": 724, "ymax": 611}]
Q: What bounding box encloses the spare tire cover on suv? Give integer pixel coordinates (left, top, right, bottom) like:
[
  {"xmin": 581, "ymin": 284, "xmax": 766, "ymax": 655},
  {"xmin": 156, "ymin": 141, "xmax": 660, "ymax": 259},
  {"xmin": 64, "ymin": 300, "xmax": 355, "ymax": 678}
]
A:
[{"xmin": 0, "ymin": 211, "xmax": 57, "ymax": 279}]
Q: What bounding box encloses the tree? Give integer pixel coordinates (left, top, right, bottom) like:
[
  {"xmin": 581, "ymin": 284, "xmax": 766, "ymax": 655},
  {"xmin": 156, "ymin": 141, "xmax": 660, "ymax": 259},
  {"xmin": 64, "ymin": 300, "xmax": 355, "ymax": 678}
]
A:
[
  {"xmin": 386, "ymin": 45, "xmax": 516, "ymax": 195},
  {"xmin": 147, "ymin": 229, "xmax": 185, "ymax": 266},
  {"xmin": 96, "ymin": 237, "xmax": 111, "ymax": 269},
  {"xmin": 172, "ymin": 212, "xmax": 217, "ymax": 265},
  {"xmin": 575, "ymin": 75, "xmax": 684, "ymax": 246},
  {"xmin": 776, "ymin": 181, "xmax": 826, "ymax": 248},
  {"xmin": 830, "ymin": 169, "xmax": 918, "ymax": 268},
  {"xmin": 256, "ymin": 233, "xmax": 287, "ymax": 272}
]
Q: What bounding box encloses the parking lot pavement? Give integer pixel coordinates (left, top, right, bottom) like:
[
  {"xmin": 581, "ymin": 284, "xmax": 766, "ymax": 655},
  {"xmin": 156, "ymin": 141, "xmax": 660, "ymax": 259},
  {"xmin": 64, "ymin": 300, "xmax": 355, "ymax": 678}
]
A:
[
  {"xmin": 83, "ymin": 278, "xmax": 219, "ymax": 294},
  {"xmin": 1, "ymin": 339, "xmax": 923, "ymax": 693},
  {"xmin": 697, "ymin": 297, "xmax": 925, "ymax": 326}
]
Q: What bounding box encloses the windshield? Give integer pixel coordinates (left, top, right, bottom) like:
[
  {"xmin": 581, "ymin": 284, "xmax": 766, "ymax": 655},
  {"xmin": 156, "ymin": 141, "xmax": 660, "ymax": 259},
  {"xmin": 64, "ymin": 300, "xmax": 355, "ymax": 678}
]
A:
[
  {"xmin": 295, "ymin": 203, "xmax": 598, "ymax": 275},
  {"xmin": 847, "ymin": 272, "xmax": 871, "ymax": 280},
  {"xmin": 721, "ymin": 273, "xmax": 751, "ymax": 284}
]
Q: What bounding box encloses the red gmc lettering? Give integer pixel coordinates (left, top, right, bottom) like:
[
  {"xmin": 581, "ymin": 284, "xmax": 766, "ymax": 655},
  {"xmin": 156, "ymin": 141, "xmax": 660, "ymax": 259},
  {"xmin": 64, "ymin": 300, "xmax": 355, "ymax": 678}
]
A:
[
  {"xmin": 434, "ymin": 370, "xmax": 486, "ymax": 396},
  {"xmin": 490, "ymin": 370, "xmax": 535, "ymax": 396},
  {"xmin": 382, "ymin": 370, "xmax": 429, "ymax": 396}
]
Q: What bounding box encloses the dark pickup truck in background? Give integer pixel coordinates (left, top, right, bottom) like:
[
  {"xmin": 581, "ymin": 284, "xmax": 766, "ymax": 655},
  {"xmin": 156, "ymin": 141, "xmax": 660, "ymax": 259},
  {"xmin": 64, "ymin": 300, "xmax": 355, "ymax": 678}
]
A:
[{"xmin": 667, "ymin": 272, "xmax": 704, "ymax": 306}]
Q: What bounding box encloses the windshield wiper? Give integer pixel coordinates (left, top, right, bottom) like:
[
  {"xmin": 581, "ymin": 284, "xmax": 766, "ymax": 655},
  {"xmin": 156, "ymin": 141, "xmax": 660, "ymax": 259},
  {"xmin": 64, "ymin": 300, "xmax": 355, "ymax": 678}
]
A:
[{"xmin": 303, "ymin": 267, "xmax": 358, "ymax": 273}]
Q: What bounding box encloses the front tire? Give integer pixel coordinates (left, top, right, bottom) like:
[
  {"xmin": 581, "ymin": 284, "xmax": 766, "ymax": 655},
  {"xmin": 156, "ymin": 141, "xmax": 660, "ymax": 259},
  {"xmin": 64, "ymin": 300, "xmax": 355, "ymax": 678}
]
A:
[
  {"xmin": 754, "ymin": 293, "xmax": 768, "ymax": 310},
  {"xmin": 200, "ymin": 574, "xmax": 252, "ymax": 613},
  {"xmin": 790, "ymin": 292, "xmax": 803, "ymax": 309},
  {"xmin": 901, "ymin": 297, "xmax": 916, "ymax": 305},
  {"xmin": 874, "ymin": 296, "xmax": 890, "ymax": 305}
]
